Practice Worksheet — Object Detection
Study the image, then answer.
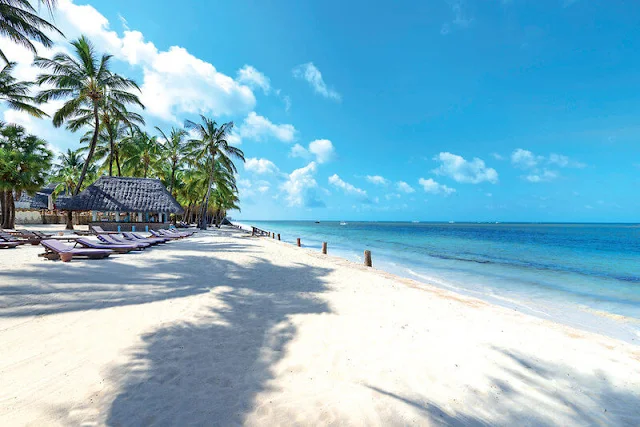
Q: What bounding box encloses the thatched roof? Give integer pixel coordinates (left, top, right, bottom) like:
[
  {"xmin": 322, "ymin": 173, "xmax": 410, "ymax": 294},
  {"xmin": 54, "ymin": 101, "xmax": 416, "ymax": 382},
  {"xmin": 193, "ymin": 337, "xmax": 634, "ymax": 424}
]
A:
[
  {"xmin": 14, "ymin": 185, "xmax": 55, "ymax": 210},
  {"xmin": 57, "ymin": 176, "xmax": 183, "ymax": 214}
]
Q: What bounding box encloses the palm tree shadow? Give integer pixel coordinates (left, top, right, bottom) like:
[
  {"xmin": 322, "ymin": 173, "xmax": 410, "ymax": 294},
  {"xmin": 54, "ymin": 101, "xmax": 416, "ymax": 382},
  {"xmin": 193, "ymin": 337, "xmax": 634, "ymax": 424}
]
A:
[
  {"xmin": 98, "ymin": 256, "xmax": 332, "ymax": 426},
  {"xmin": 0, "ymin": 242, "xmax": 255, "ymax": 317},
  {"xmin": 365, "ymin": 346, "xmax": 640, "ymax": 426}
]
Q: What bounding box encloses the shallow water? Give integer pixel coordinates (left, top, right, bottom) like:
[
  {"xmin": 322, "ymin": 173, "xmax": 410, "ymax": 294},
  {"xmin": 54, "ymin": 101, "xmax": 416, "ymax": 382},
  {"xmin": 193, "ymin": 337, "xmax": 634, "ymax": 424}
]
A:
[{"xmin": 243, "ymin": 221, "xmax": 640, "ymax": 344}]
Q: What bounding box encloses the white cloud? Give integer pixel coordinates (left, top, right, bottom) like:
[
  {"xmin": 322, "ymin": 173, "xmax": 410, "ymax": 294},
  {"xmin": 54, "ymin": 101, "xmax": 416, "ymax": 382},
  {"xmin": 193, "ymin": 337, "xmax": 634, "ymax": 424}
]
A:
[
  {"xmin": 289, "ymin": 139, "xmax": 335, "ymax": 164},
  {"xmin": 289, "ymin": 143, "xmax": 310, "ymax": 159},
  {"xmin": 236, "ymin": 65, "xmax": 271, "ymax": 94},
  {"xmin": 396, "ymin": 181, "xmax": 415, "ymax": 194},
  {"xmin": 491, "ymin": 153, "xmax": 504, "ymax": 160},
  {"xmin": 366, "ymin": 175, "xmax": 388, "ymax": 185},
  {"xmin": 548, "ymin": 153, "xmax": 586, "ymax": 168},
  {"xmin": 511, "ymin": 149, "xmax": 543, "ymax": 169},
  {"xmin": 244, "ymin": 158, "xmax": 280, "ymax": 175},
  {"xmin": 308, "ymin": 139, "xmax": 334, "ymax": 164},
  {"xmin": 511, "ymin": 149, "xmax": 585, "ymax": 183},
  {"xmin": 525, "ymin": 170, "xmax": 558, "ymax": 183},
  {"xmin": 292, "ymin": 62, "xmax": 341, "ymax": 101},
  {"xmin": 418, "ymin": 178, "xmax": 456, "ymax": 195},
  {"xmin": 230, "ymin": 112, "xmax": 296, "ymax": 144},
  {"xmin": 432, "ymin": 152, "xmax": 498, "ymax": 184},
  {"xmin": 328, "ymin": 174, "xmax": 368, "ymax": 200},
  {"xmin": 4, "ymin": 0, "xmax": 257, "ymax": 124},
  {"xmin": 281, "ymin": 162, "xmax": 324, "ymax": 207}
]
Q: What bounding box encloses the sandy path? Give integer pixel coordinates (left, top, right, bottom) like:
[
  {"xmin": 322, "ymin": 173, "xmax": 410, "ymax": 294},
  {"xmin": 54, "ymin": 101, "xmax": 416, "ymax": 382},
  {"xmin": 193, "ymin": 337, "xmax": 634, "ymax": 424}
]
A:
[{"xmin": 1, "ymin": 227, "xmax": 639, "ymax": 426}]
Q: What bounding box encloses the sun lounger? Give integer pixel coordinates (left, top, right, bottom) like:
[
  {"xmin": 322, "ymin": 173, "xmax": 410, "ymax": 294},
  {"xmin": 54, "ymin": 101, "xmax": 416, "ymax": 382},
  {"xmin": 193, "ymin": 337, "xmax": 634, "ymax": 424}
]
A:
[
  {"xmin": 122, "ymin": 232, "xmax": 167, "ymax": 245},
  {"xmin": 91, "ymin": 225, "xmax": 118, "ymax": 235},
  {"xmin": 0, "ymin": 241, "xmax": 20, "ymax": 249},
  {"xmin": 132, "ymin": 232, "xmax": 170, "ymax": 243},
  {"xmin": 159, "ymin": 229, "xmax": 191, "ymax": 238},
  {"xmin": 16, "ymin": 229, "xmax": 51, "ymax": 241},
  {"xmin": 75, "ymin": 238, "xmax": 136, "ymax": 254},
  {"xmin": 0, "ymin": 231, "xmax": 28, "ymax": 245},
  {"xmin": 150, "ymin": 229, "xmax": 182, "ymax": 239},
  {"xmin": 97, "ymin": 234, "xmax": 150, "ymax": 249},
  {"xmin": 40, "ymin": 239, "xmax": 112, "ymax": 261}
]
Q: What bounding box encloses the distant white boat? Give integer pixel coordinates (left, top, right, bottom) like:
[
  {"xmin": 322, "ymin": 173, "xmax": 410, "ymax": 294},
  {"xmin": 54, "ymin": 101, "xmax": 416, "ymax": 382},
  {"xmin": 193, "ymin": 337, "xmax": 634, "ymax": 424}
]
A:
[
  {"xmin": 412, "ymin": 220, "xmax": 420, "ymax": 223},
  {"xmin": 449, "ymin": 221, "xmax": 455, "ymax": 224},
  {"xmin": 340, "ymin": 221, "xmax": 347, "ymax": 226}
]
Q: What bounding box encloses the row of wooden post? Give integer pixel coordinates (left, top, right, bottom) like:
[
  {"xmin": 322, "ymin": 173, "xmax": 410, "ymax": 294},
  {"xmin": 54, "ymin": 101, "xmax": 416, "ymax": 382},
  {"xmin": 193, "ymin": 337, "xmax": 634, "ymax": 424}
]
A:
[{"xmin": 256, "ymin": 228, "xmax": 372, "ymax": 267}]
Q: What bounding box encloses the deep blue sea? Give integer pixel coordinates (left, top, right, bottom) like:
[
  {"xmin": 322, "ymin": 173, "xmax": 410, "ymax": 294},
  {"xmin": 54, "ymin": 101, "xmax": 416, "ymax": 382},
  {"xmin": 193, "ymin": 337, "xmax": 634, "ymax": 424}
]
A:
[{"xmin": 242, "ymin": 221, "xmax": 640, "ymax": 343}]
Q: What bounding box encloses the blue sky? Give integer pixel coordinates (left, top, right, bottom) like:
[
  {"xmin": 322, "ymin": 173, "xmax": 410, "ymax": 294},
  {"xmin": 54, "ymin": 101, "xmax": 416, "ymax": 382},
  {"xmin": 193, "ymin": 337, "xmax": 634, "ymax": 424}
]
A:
[{"xmin": 2, "ymin": 0, "xmax": 640, "ymax": 221}]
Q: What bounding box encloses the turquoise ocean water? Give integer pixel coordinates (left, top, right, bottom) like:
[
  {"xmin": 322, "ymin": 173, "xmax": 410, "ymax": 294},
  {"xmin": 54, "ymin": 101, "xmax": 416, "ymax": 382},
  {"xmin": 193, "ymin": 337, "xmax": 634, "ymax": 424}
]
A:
[{"xmin": 242, "ymin": 221, "xmax": 640, "ymax": 343}]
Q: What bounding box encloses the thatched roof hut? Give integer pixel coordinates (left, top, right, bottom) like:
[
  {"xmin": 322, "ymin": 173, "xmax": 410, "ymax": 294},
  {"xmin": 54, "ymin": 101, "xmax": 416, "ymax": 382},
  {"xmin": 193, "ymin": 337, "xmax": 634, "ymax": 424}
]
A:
[{"xmin": 57, "ymin": 176, "xmax": 183, "ymax": 214}]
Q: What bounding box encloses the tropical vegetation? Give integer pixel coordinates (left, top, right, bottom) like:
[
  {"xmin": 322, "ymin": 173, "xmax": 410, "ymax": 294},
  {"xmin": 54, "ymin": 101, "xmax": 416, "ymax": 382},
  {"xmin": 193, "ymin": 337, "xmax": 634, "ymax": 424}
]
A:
[
  {"xmin": 0, "ymin": 3, "xmax": 245, "ymax": 230},
  {"xmin": 0, "ymin": 122, "xmax": 53, "ymax": 228}
]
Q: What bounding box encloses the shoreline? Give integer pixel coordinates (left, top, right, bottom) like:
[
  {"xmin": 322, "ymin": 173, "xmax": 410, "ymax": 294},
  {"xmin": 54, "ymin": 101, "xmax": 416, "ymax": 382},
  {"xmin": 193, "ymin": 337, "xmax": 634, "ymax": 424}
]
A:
[
  {"xmin": 235, "ymin": 221, "xmax": 640, "ymax": 345},
  {"xmin": 2, "ymin": 225, "xmax": 639, "ymax": 425}
]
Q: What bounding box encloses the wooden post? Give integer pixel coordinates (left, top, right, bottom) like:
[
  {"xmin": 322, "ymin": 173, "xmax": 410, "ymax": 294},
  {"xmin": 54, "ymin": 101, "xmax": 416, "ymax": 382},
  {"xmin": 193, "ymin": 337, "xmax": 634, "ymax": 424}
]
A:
[
  {"xmin": 364, "ymin": 250, "xmax": 372, "ymax": 267},
  {"xmin": 322, "ymin": 242, "xmax": 327, "ymax": 254},
  {"xmin": 297, "ymin": 238, "xmax": 301, "ymax": 247},
  {"xmin": 277, "ymin": 234, "xmax": 281, "ymax": 241},
  {"xmin": 272, "ymin": 233, "xmax": 275, "ymax": 239}
]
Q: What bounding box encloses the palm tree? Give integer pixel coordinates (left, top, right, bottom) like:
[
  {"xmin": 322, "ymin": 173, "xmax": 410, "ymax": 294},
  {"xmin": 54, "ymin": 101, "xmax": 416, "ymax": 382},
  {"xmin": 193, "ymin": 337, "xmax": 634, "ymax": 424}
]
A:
[
  {"xmin": 0, "ymin": 122, "xmax": 52, "ymax": 228},
  {"xmin": 0, "ymin": 62, "xmax": 46, "ymax": 117},
  {"xmin": 185, "ymin": 115, "xmax": 244, "ymax": 229},
  {"xmin": 120, "ymin": 130, "xmax": 160, "ymax": 178},
  {"xmin": 155, "ymin": 126, "xmax": 186, "ymax": 196},
  {"xmin": 51, "ymin": 148, "xmax": 85, "ymax": 196},
  {"xmin": 0, "ymin": 0, "xmax": 63, "ymax": 64},
  {"xmin": 79, "ymin": 108, "xmax": 143, "ymax": 176},
  {"xmin": 34, "ymin": 35, "xmax": 144, "ymax": 196},
  {"xmin": 100, "ymin": 97, "xmax": 144, "ymax": 176},
  {"xmin": 50, "ymin": 148, "xmax": 91, "ymax": 229}
]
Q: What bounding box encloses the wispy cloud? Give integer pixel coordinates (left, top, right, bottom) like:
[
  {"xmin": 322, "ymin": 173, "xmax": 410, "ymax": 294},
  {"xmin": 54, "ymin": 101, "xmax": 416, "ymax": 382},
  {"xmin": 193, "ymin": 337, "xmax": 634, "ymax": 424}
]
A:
[
  {"xmin": 396, "ymin": 181, "xmax": 415, "ymax": 194},
  {"xmin": 236, "ymin": 65, "xmax": 271, "ymax": 94},
  {"xmin": 418, "ymin": 178, "xmax": 456, "ymax": 195},
  {"xmin": 440, "ymin": 1, "xmax": 473, "ymax": 35},
  {"xmin": 511, "ymin": 148, "xmax": 586, "ymax": 183},
  {"xmin": 432, "ymin": 152, "xmax": 499, "ymax": 184},
  {"xmin": 292, "ymin": 62, "xmax": 341, "ymax": 101},
  {"xmin": 366, "ymin": 175, "xmax": 389, "ymax": 186},
  {"xmin": 328, "ymin": 174, "xmax": 369, "ymax": 201},
  {"xmin": 289, "ymin": 139, "xmax": 335, "ymax": 164}
]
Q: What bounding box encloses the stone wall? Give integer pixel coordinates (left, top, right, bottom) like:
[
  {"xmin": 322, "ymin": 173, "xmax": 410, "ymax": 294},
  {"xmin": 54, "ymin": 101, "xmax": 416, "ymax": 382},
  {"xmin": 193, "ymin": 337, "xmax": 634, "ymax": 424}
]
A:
[{"xmin": 15, "ymin": 211, "xmax": 42, "ymax": 224}]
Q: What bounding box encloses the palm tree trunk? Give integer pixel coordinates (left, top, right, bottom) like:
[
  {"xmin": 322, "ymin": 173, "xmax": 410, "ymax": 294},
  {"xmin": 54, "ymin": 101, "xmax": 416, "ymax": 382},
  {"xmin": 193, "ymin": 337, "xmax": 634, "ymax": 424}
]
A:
[
  {"xmin": 7, "ymin": 192, "xmax": 15, "ymax": 229},
  {"xmin": 200, "ymin": 165, "xmax": 215, "ymax": 230},
  {"xmin": 109, "ymin": 134, "xmax": 115, "ymax": 176},
  {"xmin": 115, "ymin": 149, "xmax": 122, "ymax": 176},
  {"xmin": 65, "ymin": 211, "xmax": 73, "ymax": 230},
  {"xmin": 70, "ymin": 105, "xmax": 100, "ymax": 230},
  {"xmin": 75, "ymin": 105, "xmax": 100, "ymax": 196},
  {"xmin": 170, "ymin": 164, "xmax": 176, "ymax": 196},
  {"xmin": 0, "ymin": 190, "xmax": 6, "ymax": 229}
]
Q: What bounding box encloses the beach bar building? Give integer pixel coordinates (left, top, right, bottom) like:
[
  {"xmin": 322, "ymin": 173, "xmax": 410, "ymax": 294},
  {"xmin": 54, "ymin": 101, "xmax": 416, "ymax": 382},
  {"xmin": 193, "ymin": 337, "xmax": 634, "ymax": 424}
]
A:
[{"xmin": 57, "ymin": 176, "xmax": 183, "ymax": 231}]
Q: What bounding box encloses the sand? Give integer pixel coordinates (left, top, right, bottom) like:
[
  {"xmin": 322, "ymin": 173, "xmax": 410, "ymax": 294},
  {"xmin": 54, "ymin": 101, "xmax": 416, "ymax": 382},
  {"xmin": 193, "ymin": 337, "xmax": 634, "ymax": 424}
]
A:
[{"xmin": 1, "ymin": 225, "xmax": 639, "ymax": 426}]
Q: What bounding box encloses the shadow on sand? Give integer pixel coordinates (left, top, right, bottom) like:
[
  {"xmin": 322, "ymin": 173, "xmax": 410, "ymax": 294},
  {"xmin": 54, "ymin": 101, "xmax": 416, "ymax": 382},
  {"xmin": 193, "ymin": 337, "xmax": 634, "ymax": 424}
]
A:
[{"xmin": 366, "ymin": 345, "xmax": 640, "ymax": 426}]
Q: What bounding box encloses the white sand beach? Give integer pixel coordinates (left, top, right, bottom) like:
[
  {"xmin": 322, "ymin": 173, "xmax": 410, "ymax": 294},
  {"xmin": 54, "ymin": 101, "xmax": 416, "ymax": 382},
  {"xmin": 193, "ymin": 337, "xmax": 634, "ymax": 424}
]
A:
[{"xmin": 1, "ymin": 226, "xmax": 639, "ymax": 426}]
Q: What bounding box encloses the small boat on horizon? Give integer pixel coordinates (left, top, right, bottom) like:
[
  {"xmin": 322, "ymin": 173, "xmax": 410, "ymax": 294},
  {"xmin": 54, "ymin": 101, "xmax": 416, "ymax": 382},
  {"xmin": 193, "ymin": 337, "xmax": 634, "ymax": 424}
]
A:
[{"xmin": 340, "ymin": 221, "xmax": 347, "ymax": 226}]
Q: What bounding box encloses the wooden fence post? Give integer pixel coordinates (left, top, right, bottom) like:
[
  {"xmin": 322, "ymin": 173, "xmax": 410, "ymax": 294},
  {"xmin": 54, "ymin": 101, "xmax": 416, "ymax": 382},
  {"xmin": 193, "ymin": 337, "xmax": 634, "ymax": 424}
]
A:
[
  {"xmin": 322, "ymin": 242, "xmax": 327, "ymax": 254},
  {"xmin": 277, "ymin": 234, "xmax": 281, "ymax": 240},
  {"xmin": 297, "ymin": 238, "xmax": 301, "ymax": 247},
  {"xmin": 364, "ymin": 250, "xmax": 372, "ymax": 267}
]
